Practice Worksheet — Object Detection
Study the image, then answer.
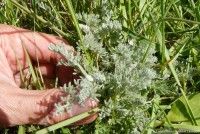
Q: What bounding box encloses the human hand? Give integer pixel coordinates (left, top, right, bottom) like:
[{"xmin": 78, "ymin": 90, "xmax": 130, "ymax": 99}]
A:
[{"xmin": 0, "ymin": 24, "xmax": 97, "ymax": 127}]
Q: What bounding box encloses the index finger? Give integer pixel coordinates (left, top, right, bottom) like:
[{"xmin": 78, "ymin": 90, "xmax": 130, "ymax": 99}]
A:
[{"xmin": 0, "ymin": 24, "xmax": 73, "ymax": 64}]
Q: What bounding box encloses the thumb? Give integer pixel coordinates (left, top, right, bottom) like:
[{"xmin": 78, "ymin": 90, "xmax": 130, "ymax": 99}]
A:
[
  {"xmin": 0, "ymin": 24, "xmax": 74, "ymax": 64},
  {"xmin": 0, "ymin": 86, "xmax": 97, "ymax": 127},
  {"xmin": 37, "ymin": 89, "xmax": 98, "ymax": 125}
]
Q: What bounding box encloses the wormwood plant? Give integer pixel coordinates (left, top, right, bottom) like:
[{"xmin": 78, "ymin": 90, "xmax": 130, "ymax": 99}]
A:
[{"xmin": 49, "ymin": 2, "xmax": 157, "ymax": 133}]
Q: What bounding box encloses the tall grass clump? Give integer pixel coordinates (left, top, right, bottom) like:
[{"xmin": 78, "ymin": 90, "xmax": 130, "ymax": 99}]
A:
[{"xmin": 1, "ymin": 0, "xmax": 200, "ymax": 133}]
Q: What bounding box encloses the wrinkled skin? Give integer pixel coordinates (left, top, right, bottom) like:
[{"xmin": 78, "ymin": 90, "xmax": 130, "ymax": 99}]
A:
[{"xmin": 0, "ymin": 24, "xmax": 97, "ymax": 127}]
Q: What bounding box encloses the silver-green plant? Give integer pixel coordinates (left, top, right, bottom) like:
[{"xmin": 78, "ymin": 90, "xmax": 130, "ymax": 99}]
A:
[{"xmin": 49, "ymin": 11, "xmax": 157, "ymax": 133}]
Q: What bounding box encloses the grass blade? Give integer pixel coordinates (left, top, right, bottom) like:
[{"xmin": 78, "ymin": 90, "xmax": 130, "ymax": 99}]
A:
[
  {"xmin": 64, "ymin": 0, "xmax": 83, "ymax": 42},
  {"xmin": 172, "ymin": 124, "xmax": 200, "ymax": 133},
  {"xmin": 35, "ymin": 107, "xmax": 99, "ymax": 134},
  {"xmin": 9, "ymin": 0, "xmax": 72, "ymax": 39},
  {"xmin": 165, "ymin": 46, "xmax": 197, "ymax": 125}
]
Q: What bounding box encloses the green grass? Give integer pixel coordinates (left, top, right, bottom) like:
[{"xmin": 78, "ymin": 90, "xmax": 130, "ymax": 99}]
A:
[{"xmin": 1, "ymin": 0, "xmax": 200, "ymax": 133}]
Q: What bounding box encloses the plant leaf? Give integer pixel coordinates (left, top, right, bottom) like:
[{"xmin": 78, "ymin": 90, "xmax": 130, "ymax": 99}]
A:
[{"xmin": 167, "ymin": 93, "xmax": 200, "ymax": 125}]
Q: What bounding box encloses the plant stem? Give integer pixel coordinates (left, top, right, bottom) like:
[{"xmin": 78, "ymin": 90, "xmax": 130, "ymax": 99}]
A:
[
  {"xmin": 161, "ymin": 0, "xmax": 165, "ymax": 63},
  {"xmin": 165, "ymin": 17, "xmax": 200, "ymax": 25},
  {"xmin": 64, "ymin": 0, "xmax": 83, "ymax": 42},
  {"xmin": 64, "ymin": 0, "xmax": 93, "ymax": 67},
  {"xmin": 35, "ymin": 107, "xmax": 99, "ymax": 134}
]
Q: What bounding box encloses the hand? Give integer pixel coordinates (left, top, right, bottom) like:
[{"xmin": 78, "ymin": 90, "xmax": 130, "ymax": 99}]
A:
[{"xmin": 0, "ymin": 24, "xmax": 97, "ymax": 127}]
